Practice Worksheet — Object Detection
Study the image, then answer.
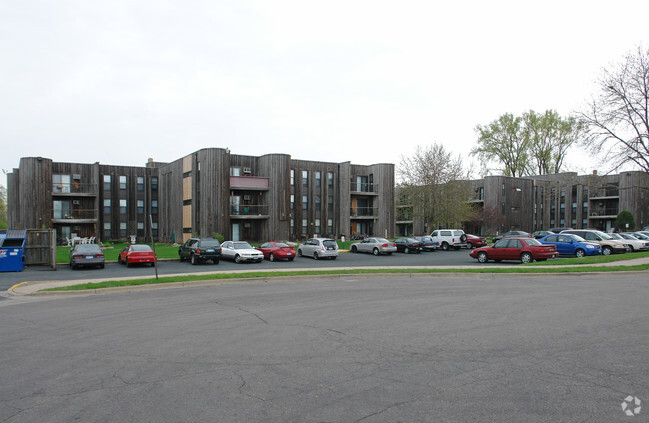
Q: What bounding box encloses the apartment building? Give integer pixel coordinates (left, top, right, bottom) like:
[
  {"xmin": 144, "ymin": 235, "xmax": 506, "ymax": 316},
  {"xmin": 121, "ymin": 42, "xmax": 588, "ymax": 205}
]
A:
[{"xmin": 7, "ymin": 148, "xmax": 395, "ymax": 244}]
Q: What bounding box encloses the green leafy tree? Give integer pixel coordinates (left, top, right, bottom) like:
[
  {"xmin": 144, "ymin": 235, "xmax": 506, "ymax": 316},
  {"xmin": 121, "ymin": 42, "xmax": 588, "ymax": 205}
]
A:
[
  {"xmin": 0, "ymin": 185, "xmax": 7, "ymax": 230},
  {"xmin": 580, "ymin": 45, "xmax": 649, "ymax": 173},
  {"xmin": 615, "ymin": 210, "xmax": 635, "ymax": 231},
  {"xmin": 472, "ymin": 113, "xmax": 530, "ymax": 177},
  {"xmin": 398, "ymin": 143, "xmax": 475, "ymax": 230},
  {"xmin": 524, "ymin": 110, "xmax": 583, "ymax": 175}
]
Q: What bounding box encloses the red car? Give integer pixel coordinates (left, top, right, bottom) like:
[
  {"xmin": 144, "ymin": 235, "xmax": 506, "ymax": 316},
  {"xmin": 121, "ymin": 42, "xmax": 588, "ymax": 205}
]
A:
[
  {"xmin": 255, "ymin": 241, "xmax": 296, "ymax": 261},
  {"xmin": 118, "ymin": 244, "xmax": 157, "ymax": 267},
  {"xmin": 469, "ymin": 237, "xmax": 558, "ymax": 263},
  {"xmin": 465, "ymin": 234, "xmax": 487, "ymax": 249}
]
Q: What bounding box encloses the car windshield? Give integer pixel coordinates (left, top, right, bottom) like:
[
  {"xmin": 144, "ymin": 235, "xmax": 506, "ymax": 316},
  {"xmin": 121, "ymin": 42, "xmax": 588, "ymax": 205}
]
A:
[
  {"xmin": 130, "ymin": 245, "xmax": 152, "ymax": 252},
  {"xmin": 234, "ymin": 242, "xmax": 253, "ymax": 249},
  {"xmin": 595, "ymin": 231, "xmax": 612, "ymax": 240},
  {"xmin": 607, "ymin": 233, "xmax": 623, "ymax": 239},
  {"xmin": 200, "ymin": 240, "xmax": 220, "ymax": 247}
]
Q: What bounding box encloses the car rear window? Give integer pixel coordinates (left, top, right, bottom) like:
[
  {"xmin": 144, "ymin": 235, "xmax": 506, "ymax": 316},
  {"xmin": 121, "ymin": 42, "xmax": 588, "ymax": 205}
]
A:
[
  {"xmin": 322, "ymin": 240, "xmax": 337, "ymax": 248},
  {"xmin": 131, "ymin": 245, "xmax": 152, "ymax": 252},
  {"xmin": 275, "ymin": 242, "xmax": 290, "ymax": 247},
  {"xmin": 75, "ymin": 245, "xmax": 102, "ymax": 253},
  {"xmin": 200, "ymin": 240, "xmax": 220, "ymax": 247}
]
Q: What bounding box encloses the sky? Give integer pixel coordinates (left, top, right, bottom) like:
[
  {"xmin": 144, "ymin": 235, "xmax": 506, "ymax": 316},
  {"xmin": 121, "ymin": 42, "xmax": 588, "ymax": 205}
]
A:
[{"xmin": 2, "ymin": 0, "xmax": 648, "ymax": 188}]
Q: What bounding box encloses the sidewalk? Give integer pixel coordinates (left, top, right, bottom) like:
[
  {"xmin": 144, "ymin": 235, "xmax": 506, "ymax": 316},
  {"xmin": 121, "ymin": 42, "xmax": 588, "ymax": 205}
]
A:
[{"xmin": 9, "ymin": 257, "xmax": 649, "ymax": 296}]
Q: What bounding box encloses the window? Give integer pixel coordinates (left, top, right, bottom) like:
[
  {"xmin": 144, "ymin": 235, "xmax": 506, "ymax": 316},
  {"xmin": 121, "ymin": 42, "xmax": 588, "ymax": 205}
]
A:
[
  {"xmin": 151, "ymin": 177, "xmax": 158, "ymax": 190},
  {"xmin": 137, "ymin": 177, "xmax": 144, "ymax": 191},
  {"xmin": 103, "ymin": 222, "xmax": 111, "ymax": 239},
  {"xmin": 120, "ymin": 199, "xmax": 127, "ymax": 214},
  {"xmin": 290, "ymin": 170, "xmax": 295, "ymax": 186},
  {"xmin": 104, "ymin": 199, "xmax": 111, "ymax": 214},
  {"xmin": 120, "ymin": 222, "xmax": 127, "ymax": 237},
  {"xmin": 315, "ymin": 172, "xmax": 321, "ymax": 187},
  {"xmin": 290, "ymin": 219, "xmax": 294, "ymax": 234},
  {"xmin": 302, "ymin": 170, "xmax": 308, "ymax": 186},
  {"xmin": 327, "ymin": 218, "xmax": 333, "ymax": 233},
  {"xmin": 53, "ymin": 200, "xmax": 70, "ymax": 219},
  {"xmin": 302, "ymin": 195, "xmax": 308, "ymax": 210},
  {"xmin": 53, "ymin": 174, "xmax": 71, "ymax": 193},
  {"xmin": 103, "ymin": 175, "xmax": 111, "ymax": 191},
  {"xmin": 137, "ymin": 221, "xmax": 144, "ymax": 230},
  {"xmin": 119, "ymin": 175, "xmax": 127, "ymax": 190},
  {"xmin": 151, "ymin": 222, "xmax": 158, "ymax": 237},
  {"xmin": 315, "ymin": 218, "xmax": 321, "ymax": 234},
  {"xmin": 137, "ymin": 200, "xmax": 144, "ymax": 214},
  {"xmin": 290, "ymin": 195, "xmax": 294, "ymax": 211},
  {"xmin": 302, "ymin": 219, "xmax": 307, "ymax": 234},
  {"xmin": 315, "ymin": 195, "xmax": 321, "ymax": 210},
  {"xmin": 152, "ymin": 200, "xmax": 158, "ymax": 215},
  {"xmin": 230, "ymin": 167, "xmax": 241, "ymax": 176},
  {"xmin": 328, "ymin": 195, "xmax": 333, "ymax": 212},
  {"xmin": 328, "ymin": 172, "xmax": 334, "ymax": 187}
]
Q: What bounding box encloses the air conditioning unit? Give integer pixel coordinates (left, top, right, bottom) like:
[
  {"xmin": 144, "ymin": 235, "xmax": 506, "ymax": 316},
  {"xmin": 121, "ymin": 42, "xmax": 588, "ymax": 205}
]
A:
[
  {"xmin": 243, "ymin": 195, "xmax": 251, "ymax": 200},
  {"xmin": 243, "ymin": 167, "xmax": 251, "ymax": 174},
  {"xmin": 72, "ymin": 200, "xmax": 81, "ymax": 205}
]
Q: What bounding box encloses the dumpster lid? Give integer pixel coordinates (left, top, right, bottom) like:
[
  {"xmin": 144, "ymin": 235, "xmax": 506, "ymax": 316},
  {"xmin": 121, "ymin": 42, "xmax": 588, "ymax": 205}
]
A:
[{"xmin": 4, "ymin": 229, "xmax": 27, "ymax": 240}]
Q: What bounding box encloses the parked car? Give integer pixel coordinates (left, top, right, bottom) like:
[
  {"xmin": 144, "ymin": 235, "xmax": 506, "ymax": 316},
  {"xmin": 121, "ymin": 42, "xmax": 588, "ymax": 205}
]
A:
[
  {"xmin": 220, "ymin": 241, "xmax": 264, "ymax": 263},
  {"xmin": 255, "ymin": 241, "xmax": 296, "ymax": 261},
  {"xmin": 538, "ymin": 233, "xmax": 601, "ymax": 257},
  {"xmin": 394, "ymin": 238, "xmax": 423, "ymax": 254},
  {"xmin": 560, "ymin": 229, "xmax": 629, "ymax": 255},
  {"xmin": 491, "ymin": 231, "xmax": 532, "ymax": 244},
  {"xmin": 630, "ymin": 232, "xmax": 649, "ymax": 241},
  {"xmin": 642, "ymin": 226, "xmax": 649, "ymax": 231},
  {"xmin": 178, "ymin": 237, "xmax": 221, "ymax": 264},
  {"xmin": 118, "ymin": 244, "xmax": 157, "ymax": 267},
  {"xmin": 69, "ymin": 243, "xmax": 105, "ymax": 269},
  {"xmin": 412, "ymin": 236, "xmax": 439, "ymax": 251},
  {"xmin": 429, "ymin": 229, "xmax": 467, "ymax": 250},
  {"xmin": 610, "ymin": 233, "xmax": 649, "ymax": 251},
  {"xmin": 532, "ymin": 230, "xmax": 553, "ymax": 239},
  {"xmin": 465, "ymin": 234, "xmax": 487, "ymax": 249},
  {"xmin": 549, "ymin": 227, "xmax": 573, "ymax": 234},
  {"xmin": 470, "ymin": 237, "xmax": 558, "ymax": 263},
  {"xmin": 298, "ymin": 238, "xmax": 339, "ymax": 260},
  {"xmin": 350, "ymin": 237, "xmax": 397, "ymax": 255}
]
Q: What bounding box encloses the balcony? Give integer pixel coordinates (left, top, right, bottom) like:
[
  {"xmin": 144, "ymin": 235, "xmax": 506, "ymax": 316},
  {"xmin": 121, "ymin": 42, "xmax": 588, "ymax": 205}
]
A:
[
  {"xmin": 589, "ymin": 208, "xmax": 619, "ymax": 219},
  {"xmin": 230, "ymin": 204, "xmax": 269, "ymax": 219},
  {"xmin": 52, "ymin": 183, "xmax": 98, "ymax": 197},
  {"xmin": 350, "ymin": 182, "xmax": 378, "ymax": 195},
  {"xmin": 350, "ymin": 207, "xmax": 378, "ymax": 219},
  {"xmin": 230, "ymin": 176, "xmax": 269, "ymax": 191},
  {"xmin": 52, "ymin": 209, "xmax": 98, "ymax": 224}
]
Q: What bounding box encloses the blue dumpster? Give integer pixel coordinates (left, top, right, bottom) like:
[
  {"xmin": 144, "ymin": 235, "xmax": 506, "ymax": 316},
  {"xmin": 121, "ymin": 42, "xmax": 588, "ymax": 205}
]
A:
[{"xmin": 0, "ymin": 229, "xmax": 27, "ymax": 272}]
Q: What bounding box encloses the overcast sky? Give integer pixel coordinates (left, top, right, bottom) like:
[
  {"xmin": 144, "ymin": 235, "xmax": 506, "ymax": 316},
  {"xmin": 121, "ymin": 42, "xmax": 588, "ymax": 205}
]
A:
[{"xmin": 2, "ymin": 0, "xmax": 648, "ymax": 188}]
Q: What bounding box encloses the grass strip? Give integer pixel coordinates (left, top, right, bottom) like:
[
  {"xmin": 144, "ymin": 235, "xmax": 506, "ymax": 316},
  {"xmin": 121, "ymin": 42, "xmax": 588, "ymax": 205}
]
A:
[
  {"xmin": 522, "ymin": 250, "xmax": 649, "ymax": 266},
  {"xmin": 42, "ymin": 264, "xmax": 649, "ymax": 291}
]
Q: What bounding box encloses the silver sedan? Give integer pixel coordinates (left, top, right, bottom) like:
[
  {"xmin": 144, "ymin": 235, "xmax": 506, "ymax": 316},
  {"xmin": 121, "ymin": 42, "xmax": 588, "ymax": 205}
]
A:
[
  {"xmin": 350, "ymin": 237, "xmax": 397, "ymax": 255},
  {"xmin": 220, "ymin": 241, "xmax": 264, "ymax": 263}
]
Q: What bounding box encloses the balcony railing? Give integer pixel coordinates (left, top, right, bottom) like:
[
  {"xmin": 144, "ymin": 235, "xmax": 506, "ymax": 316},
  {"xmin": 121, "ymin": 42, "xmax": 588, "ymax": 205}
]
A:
[
  {"xmin": 230, "ymin": 205, "xmax": 269, "ymax": 216},
  {"xmin": 52, "ymin": 183, "xmax": 98, "ymax": 195},
  {"xmin": 52, "ymin": 209, "xmax": 98, "ymax": 221},
  {"xmin": 590, "ymin": 208, "xmax": 619, "ymax": 217},
  {"xmin": 350, "ymin": 182, "xmax": 377, "ymax": 193},
  {"xmin": 230, "ymin": 176, "xmax": 269, "ymax": 190},
  {"xmin": 350, "ymin": 207, "xmax": 378, "ymax": 217}
]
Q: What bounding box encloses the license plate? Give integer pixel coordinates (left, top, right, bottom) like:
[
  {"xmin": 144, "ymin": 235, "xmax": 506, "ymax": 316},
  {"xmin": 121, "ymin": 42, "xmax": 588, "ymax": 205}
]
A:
[
  {"xmin": 206, "ymin": 249, "xmax": 214, "ymax": 252},
  {"xmin": 86, "ymin": 256, "xmax": 93, "ymax": 259},
  {"xmin": 287, "ymin": 252, "xmax": 292, "ymax": 255}
]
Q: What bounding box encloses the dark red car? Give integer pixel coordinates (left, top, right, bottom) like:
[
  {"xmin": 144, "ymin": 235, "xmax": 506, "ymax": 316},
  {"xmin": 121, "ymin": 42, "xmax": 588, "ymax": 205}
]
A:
[
  {"xmin": 469, "ymin": 237, "xmax": 558, "ymax": 263},
  {"xmin": 118, "ymin": 244, "xmax": 157, "ymax": 267},
  {"xmin": 255, "ymin": 241, "xmax": 296, "ymax": 261},
  {"xmin": 465, "ymin": 234, "xmax": 487, "ymax": 249}
]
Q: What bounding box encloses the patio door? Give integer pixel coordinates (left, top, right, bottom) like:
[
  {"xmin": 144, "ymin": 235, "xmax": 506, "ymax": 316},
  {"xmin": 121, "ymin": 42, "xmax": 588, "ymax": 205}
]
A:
[{"xmin": 232, "ymin": 223, "xmax": 240, "ymax": 241}]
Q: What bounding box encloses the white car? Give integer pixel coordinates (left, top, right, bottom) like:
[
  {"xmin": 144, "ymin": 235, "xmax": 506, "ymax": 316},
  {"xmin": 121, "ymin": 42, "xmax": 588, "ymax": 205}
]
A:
[
  {"xmin": 220, "ymin": 241, "xmax": 264, "ymax": 263},
  {"xmin": 615, "ymin": 233, "xmax": 649, "ymax": 251},
  {"xmin": 429, "ymin": 229, "xmax": 467, "ymax": 250},
  {"xmin": 297, "ymin": 238, "xmax": 339, "ymax": 260},
  {"xmin": 350, "ymin": 237, "xmax": 397, "ymax": 255}
]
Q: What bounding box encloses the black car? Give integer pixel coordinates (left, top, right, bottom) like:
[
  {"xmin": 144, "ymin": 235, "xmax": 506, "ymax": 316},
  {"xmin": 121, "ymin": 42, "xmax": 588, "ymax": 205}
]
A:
[
  {"xmin": 412, "ymin": 236, "xmax": 439, "ymax": 251},
  {"xmin": 179, "ymin": 238, "xmax": 221, "ymax": 264},
  {"xmin": 394, "ymin": 237, "xmax": 423, "ymax": 254},
  {"xmin": 492, "ymin": 231, "xmax": 532, "ymax": 244}
]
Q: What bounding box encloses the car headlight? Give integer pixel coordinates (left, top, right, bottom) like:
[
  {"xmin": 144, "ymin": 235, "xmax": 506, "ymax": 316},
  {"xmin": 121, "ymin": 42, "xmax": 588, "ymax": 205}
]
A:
[{"xmin": 586, "ymin": 244, "xmax": 597, "ymax": 249}]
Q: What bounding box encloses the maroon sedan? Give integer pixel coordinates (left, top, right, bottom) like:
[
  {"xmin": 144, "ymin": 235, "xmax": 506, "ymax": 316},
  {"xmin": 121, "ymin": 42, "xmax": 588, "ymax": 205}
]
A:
[
  {"xmin": 469, "ymin": 237, "xmax": 558, "ymax": 263},
  {"xmin": 255, "ymin": 241, "xmax": 296, "ymax": 262},
  {"xmin": 465, "ymin": 234, "xmax": 487, "ymax": 249}
]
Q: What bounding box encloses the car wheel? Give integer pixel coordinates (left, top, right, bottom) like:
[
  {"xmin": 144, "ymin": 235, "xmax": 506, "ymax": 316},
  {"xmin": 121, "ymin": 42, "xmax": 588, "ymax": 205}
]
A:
[
  {"xmin": 477, "ymin": 252, "xmax": 488, "ymax": 263},
  {"xmin": 351, "ymin": 245, "xmax": 358, "ymax": 253},
  {"xmin": 235, "ymin": 255, "xmax": 241, "ymax": 264},
  {"xmin": 126, "ymin": 258, "xmax": 131, "ymax": 268},
  {"xmin": 99, "ymin": 263, "xmax": 105, "ymax": 269},
  {"xmin": 467, "ymin": 242, "xmax": 473, "ymax": 249},
  {"xmin": 404, "ymin": 247, "xmax": 409, "ymax": 254},
  {"xmin": 602, "ymin": 246, "xmax": 612, "ymax": 256},
  {"xmin": 269, "ymin": 253, "xmax": 275, "ymax": 262},
  {"xmin": 70, "ymin": 263, "xmax": 76, "ymax": 270},
  {"xmin": 441, "ymin": 242, "xmax": 449, "ymax": 251},
  {"xmin": 213, "ymin": 258, "xmax": 219, "ymax": 264},
  {"xmin": 298, "ymin": 249, "xmax": 303, "ymax": 257},
  {"xmin": 575, "ymin": 249, "xmax": 585, "ymax": 258},
  {"xmin": 117, "ymin": 256, "xmax": 122, "ymax": 264},
  {"xmin": 191, "ymin": 254, "xmax": 197, "ymax": 265},
  {"xmin": 330, "ymin": 256, "xmax": 337, "ymax": 260},
  {"xmin": 313, "ymin": 252, "xmax": 319, "ymax": 260},
  {"xmin": 520, "ymin": 252, "xmax": 532, "ymax": 263},
  {"xmin": 373, "ymin": 248, "xmax": 379, "ymax": 256},
  {"xmin": 288, "ymin": 257, "xmax": 294, "ymax": 261}
]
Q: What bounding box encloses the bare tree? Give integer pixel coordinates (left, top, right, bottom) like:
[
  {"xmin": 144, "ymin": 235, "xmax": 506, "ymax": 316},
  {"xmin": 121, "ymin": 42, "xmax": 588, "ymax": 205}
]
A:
[
  {"xmin": 397, "ymin": 144, "xmax": 474, "ymax": 231},
  {"xmin": 580, "ymin": 45, "xmax": 649, "ymax": 173}
]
